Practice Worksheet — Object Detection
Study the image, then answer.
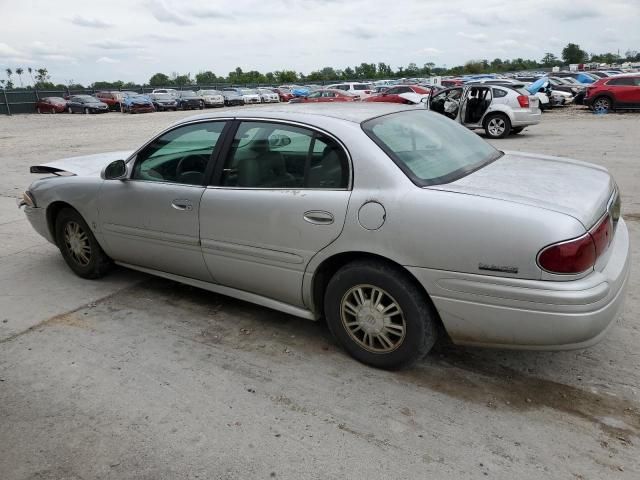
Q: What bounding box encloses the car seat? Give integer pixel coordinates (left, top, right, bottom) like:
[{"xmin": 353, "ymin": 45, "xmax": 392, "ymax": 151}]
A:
[
  {"xmin": 308, "ymin": 145, "xmax": 346, "ymax": 188},
  {"xmin": 238, "ymin": 139, "xmax": 296, "ymax": 188}
]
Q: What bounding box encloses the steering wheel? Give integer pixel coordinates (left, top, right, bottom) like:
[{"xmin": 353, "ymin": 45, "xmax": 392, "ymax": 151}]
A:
[{"xmin": 176, "ymin": 154, "xmax": 208, "ymax": 181}]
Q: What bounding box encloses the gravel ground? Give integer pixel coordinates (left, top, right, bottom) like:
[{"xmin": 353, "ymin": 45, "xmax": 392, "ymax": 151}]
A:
[{"xmin": 0, "ymin": 106, "xmax": 639, "ymax": 480}]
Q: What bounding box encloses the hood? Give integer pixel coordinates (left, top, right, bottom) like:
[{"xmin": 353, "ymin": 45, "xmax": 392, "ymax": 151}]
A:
[
  {"xmin": 429, "ymin": 151, "xmax": 614, "ymax": 228},
  {"xmin": 30, "ymin": 151, "xmax": 133, "ymax": 176},
  {"xmin": 526, "ymin": 77, "xmax": 547, "ymax": 94}
]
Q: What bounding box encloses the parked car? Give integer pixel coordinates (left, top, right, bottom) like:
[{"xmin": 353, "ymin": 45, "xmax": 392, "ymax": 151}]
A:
[
  {"xmin": 176, "ymin": 91, "xmax": 204, "ymax": 110},
  {"xmin": 428, "ymin": 84, "xmax": 540, "ymax": 138},
  {"xmin": 121, "ymin": 93, "xmax": 155, "ymax": 114},
  {"xmin": 238, "ymin": 88, "xmax": 263, "ymax": 104},
  {"xmin": 289, "ymin": 89, "xmax": 360, "ymax": 103},
  {"xmin": 221, "ymin": 89, "xmax": 244, "ymax": 106},
  {"xmin": 151, "ymin": 88, "xmax": 179, "ymax": 97},
  {"xmin": 325, "ymin": 82, "xmax": 374, "ymax": 98},
  {"xmin": 21, "ymin": 104, "xmax": 629, "ymax": 369},
  {"xmin": 35, "ymin": 97, "xmax": 67, "ymax": 114},
  {"xmin": 196, "ymin": 90, "xmax": 225, "ymax": 108},
  {"xmin": 257, "ymin": 88, "xmax": 280, "ymax": 103},
  {"xmin": 553, "ymin": 72, "xmax": 596, "ymax": 84},
  {"xmin": 550, "ymin": 77, "xmax": 587, "ymax": 104},
  {"xmin": 95, "ymin": 91, "xmax": 124, "ymax": 111},
  {"xmin": 364, "ymin": 85, "xmax": 432, "ymax": 104},
  {"xmin": 149, "ymin": 92, "xmax": 178, "ymax": 111},
  {"xmin": 269, "ymin": 87, "xmax": 294, "ymax": 102},
  {"xmin": 584, "ymin": 74, "xmax": 640, "ymax": 112},
  {"xmin": 66, "ymin": 95, "xmax": 109, "ymax": 114}
]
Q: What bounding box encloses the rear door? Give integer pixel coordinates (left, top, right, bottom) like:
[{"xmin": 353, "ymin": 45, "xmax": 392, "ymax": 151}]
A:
[
  {"xmin": 98, "ymin": 120, "xmax": 228, "ymax": 281},
  {"xmin": 199, "ymin": 120, "xmax": 352, "ymax": 307},
  {"xmin": 607, "ymin": 77, "xmax": 636, "ymax": 106}
]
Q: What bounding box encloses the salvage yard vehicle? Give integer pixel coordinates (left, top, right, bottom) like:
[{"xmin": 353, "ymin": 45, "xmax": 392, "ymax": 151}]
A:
[
  {"xmin": 196, "ymin": 89, "xmax": 225, "ymax": 108},
  {"xmin": 364, "ymin": 85, "xmax": 432, "ymax": 105},
  {"xmin": 269, "ymin": 87, "xmax": 294, "ymax": 102},
  {"xmin": 289, "ymin": 89, "xmax": 360, "ymax": 103},
  {"xmin": 36, "ymin": 97, "xmax": 67, "ymax": 114},
  {"xmin": 149, "ymin": 92, "xmax": 178, "ymax": 111},
  {"xmin": 584, "ymin": 74, "xmax": 640, "ymax": 112},
  {"xmin": 220, "ymin": 89, "xmax": 244, "ymax": 107},
  {"xmin": 20, "ymin": 104, "xmax": 630, "ymax": 370},
  {"xmin": 326, "ymin": 82, "xmax": 374, "ymax": 98},
  {"xmin": 238, "ymin": 88, "xmax": 262, "ymax": 104},
  {"xmin": 120, "ymin": 93, "xmax": 155, "ymax": 114},
  {"xmin": 428, "ymin": 85, "xmax": 540, "ymax": 138},
  {"xmin": 257, "ymin": 88, "xmax": 280, "ymax": 103},
  {"xmin": 66, "ymin": 95, "xmax": 109, "ymax": 114},
  {"xmin": 95, "ymin": 91, "xmax": 124, "ymax": 111},
  {"xmin": 176, "ymin": 90, "xmax": 204, "ymax": 110}
]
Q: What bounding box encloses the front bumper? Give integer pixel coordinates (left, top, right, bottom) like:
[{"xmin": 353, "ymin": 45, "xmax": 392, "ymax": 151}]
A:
[
  {"xmin": 408, "ymin": 218, "xmax": 630, "ymax": 350},
  {"xmin": 23, "ymin": 205, "xmax": 55, "ymax": 244}
]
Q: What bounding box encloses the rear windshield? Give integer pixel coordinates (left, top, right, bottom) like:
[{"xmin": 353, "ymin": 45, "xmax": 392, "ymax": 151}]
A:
[
  {"xmin": 354, "ymin": 84, "xmax": 372, "ymax": 90},
  {"xmin": 362, "ymin": 110, "xmax": 502, "ymax": 186}
]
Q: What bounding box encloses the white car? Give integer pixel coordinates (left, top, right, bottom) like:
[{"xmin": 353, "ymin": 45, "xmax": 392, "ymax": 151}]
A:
[
  {"xmin": 237, "ymin": 88, "xmax": 262, "ymax": 104},
  {"xmin": 326, "ymin": 82, "xmax": 374, "ymax": 98},
  {"xmin": 196, "ymin": 90, "xmax": 225, "ymax": 108},
  {"xmin": 151, "ymin": 88, "xmax": 179, "ymax": 97},
  {"xmin": 257, "ymin": 88, "xmax": 280, "ymax": 103}
]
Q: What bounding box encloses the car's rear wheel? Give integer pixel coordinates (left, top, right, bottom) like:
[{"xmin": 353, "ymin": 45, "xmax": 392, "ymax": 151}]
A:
[
  {"xmin": 593, "ymin": 96, "xmax": 612, "ymax": 113},
  {"xmin": 484, "ymin": 113, "xmax": 511, "ymax": 139},
  {"xmin": 324, "ymin": 260, "xmax": 438, "ymax": 369},
  {"xmin": 55, "ymin": 208, "xmax": 112, "ymax": 279}
]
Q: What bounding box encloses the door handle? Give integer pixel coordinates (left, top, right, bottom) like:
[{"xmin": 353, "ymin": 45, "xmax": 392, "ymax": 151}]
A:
[
  {"xmin": 171, "ymin": 199, "xmax": 193, "ymax": 211},
  {"xmin": 303, "ymin": 210, "xmax": 334, "ymax": 225}
]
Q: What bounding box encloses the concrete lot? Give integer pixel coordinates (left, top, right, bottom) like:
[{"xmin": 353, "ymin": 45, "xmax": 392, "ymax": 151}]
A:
[{"xmin": 1, "ymin": 106, "xmax": 639, "ymax": 479}]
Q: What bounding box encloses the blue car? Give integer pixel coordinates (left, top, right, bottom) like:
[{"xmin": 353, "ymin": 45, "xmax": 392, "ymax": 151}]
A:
[{"xmin": 121, "ymin": 93, "xmax": 155, "ymax": 114}]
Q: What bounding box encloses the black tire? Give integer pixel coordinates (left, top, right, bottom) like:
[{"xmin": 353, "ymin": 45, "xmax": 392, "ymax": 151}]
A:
[
  {"xmin": 55, "ymin": 208, "xmax": 112, "ymax": 279},
  {"xmin": 483, "ymin": 113, "xmax": 511, "ymax": 139},
  {"xmin": 592, "ymin": 96, "xmax": 612, "ymax": 113},
  {"xmin": 324, "ymin": 260, "xmax": 438, "ymax": 370},
  {"xmin": 511, "ymin": 127, "xmax": 525, "ymax": 135}
]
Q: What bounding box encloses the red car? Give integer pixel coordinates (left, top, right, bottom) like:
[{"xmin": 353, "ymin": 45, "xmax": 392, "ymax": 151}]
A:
[
  {"xmin": 584, "ymin": 75, "xmax": 640, "ymax": 112},
  {"xmin": 95, "ymin": 91, "xmax": 124, "ymax": 111},
  {"xmin": 35, "ymin": 97, "xmax": 67, "ymax": 114},
  {"xmin": 289, "ymin": 89, "xmax": 359, "ymax": 103},
  {"xmin": 441, "ymin": 79, "xmax": 464, "ymax": 88},
  {"xmin": 270, "ymin": 87, "xmax": 294, "ymax": 102},
  {"xmin": 364, "ymin": 85, "xmax": 432, "ymax": 104}
]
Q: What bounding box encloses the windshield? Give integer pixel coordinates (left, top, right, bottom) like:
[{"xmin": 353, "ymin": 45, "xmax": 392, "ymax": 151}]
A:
[
  {"xmin": 154, "ymin": 93, "xmax": 172, "ymax": 100},
  {"xmin": 201, "ymin": 90, "xmax": 220, "ymax": 95},
  {"xmin": 181, "ymin": 91, "xmax": 197, "ymax": 97},
  {"xmin": 240, "ymin": 89, "xmax": 257, "ymax": 95},
  {"xmin": 75, "ymin": 95, "xmax": 95, "ymax": 101},
  {"xmin": 362, "ymin": 110, "xmax": 501, "ymax": 186}
]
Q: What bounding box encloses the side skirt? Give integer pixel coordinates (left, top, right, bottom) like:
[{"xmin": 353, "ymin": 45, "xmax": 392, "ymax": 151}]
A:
[{"xmin": 115, "ymin": 261, "xmax": 319, "ymax": 321}]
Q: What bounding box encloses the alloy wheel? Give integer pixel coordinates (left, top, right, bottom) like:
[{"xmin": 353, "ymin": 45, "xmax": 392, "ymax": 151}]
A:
[
  {"xmin": 340, "ymin": 284, "xmax": 406, "ymax": 353},
  {"xmin": 63, "ymin": 221, "xmax": 91, "ymax": 266},
  {"xmin": 487, "ymin": 117, "xmax": 506, "ymax": 137},
  {"xmin": 593, "ymin": 97, "xmax": 611, "ymax": 113}
]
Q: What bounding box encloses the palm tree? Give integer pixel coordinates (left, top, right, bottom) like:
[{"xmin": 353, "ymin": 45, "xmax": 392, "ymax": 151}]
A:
[
  {"xmin": 5, "ymin": 68, "xmax": 13, "ymax": 89},
  {"xmin": 15, "ymin": 67, "xmax": 24, "ymax": 87},
  {"xmin": 28, "ymin": 67, "xmax": 35, "ymax": 86}
]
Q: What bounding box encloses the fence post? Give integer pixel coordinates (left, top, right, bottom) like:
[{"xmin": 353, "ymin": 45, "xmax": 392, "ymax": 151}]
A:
[{"xmin": 2, "ymin": 89, "xmax": 11, "ymax": 116}]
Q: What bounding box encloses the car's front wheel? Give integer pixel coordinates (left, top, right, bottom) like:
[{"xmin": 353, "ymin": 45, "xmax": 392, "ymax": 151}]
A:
[
  {"xmin": 55, "ymin": 208, "xmax": 112, "ymax": 279},
  {"xmin": 593, "ymin": 96, "xmax": 612, "ymax": 113},
  {"xmin": 324, "ymin": 260, "xmax": 438, "ymax": 369},
  {"xmin": 483, "ymin": 113, "xmax": 511, "ymax": 139}
]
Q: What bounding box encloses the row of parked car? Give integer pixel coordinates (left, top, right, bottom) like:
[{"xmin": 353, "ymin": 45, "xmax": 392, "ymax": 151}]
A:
[{"xmin": 34, "ymin": 87, "xmax": 296, "ymax": 115}]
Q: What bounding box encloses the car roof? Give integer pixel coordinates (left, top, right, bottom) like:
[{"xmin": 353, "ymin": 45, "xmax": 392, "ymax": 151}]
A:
[{"xmin": 172, "ymin": 103, "xmax": 414, "ymax": 126}]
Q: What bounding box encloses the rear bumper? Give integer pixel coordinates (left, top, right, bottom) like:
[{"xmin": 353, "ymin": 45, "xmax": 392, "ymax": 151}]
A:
[
  {"xmin": 511, "ymin": 110, "xmax": 541, "ymax": 127},
  {"xmin": 408, "ymin": 219, "xmax": 630, "ymax": 350}
]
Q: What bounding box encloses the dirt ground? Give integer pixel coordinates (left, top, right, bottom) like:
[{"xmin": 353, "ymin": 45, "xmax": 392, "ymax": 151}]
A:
[{"xmin": 1, "ymin": 106, "xmax": 639, "ymax": 480}]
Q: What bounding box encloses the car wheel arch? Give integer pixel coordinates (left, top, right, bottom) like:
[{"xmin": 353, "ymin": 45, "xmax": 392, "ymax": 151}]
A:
[
  {"xmin": 310, "ymin": 251, "xmax": 447, "ymax": 336},
  {"xmin": 46, "ymin": 201, "xmax": 77, "ymax": 244}
]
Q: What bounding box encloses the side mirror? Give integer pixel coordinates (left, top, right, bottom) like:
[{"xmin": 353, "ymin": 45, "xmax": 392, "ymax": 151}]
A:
[{"xmin": 102, "ymin": 159, "xmax": 127, "ymax": 180}]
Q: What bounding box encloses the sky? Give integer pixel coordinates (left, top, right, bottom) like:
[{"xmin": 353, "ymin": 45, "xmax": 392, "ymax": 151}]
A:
[{"xmin": 1, "ymin": 0, "xmax": 639, "ymax": 86}]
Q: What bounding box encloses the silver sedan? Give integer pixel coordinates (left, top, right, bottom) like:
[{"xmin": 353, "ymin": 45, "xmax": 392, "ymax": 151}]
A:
[{"xmin": 20, "ymin": 104, "xmax": 630, "ymax": 369}]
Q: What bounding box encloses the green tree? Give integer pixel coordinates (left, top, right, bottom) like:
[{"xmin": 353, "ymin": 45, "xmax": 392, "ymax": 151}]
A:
[
  {"xmin": 15, "ymin": 67, "xmax": 24, "ymax": 87},
  {"xmin": 541, "ymin": 52, "xmax": 558, "ymax": 66},
  {"xmin": 562, "ymin": 43, "xmax": 588, "ymax": 64},
  {"xmin": 463, "ymin": 60, "xmax": 483, "ymax": 74},
  {"xmin": 195, "ymin": 71, "xmax": 219, "ymax": 85},
  {"xmin": 149, "ymin": 72, "xmax": 171, "ymax": 86}
]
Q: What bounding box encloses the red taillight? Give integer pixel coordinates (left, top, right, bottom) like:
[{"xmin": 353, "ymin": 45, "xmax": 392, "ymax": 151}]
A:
[
  {"xmin": 537, "ymin": 214, "xmax": 612, "ymax": 274},
  {"xmin": 517, "ymin": 95, "xmax": 529, "ymax": 108}
]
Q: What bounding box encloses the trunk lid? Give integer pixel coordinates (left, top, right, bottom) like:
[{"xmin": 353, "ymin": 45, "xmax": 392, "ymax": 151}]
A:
[
  {"xmin": 429, "ymin": 151, "xmax": 615, "ymax": 228},
  {"xmin": 30, "ymin": 150, "xmax": 133, "ymax": 177}
]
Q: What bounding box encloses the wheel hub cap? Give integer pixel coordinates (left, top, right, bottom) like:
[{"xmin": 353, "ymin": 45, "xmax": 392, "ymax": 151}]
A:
[
  {"xmin": 340, "ymin": 285, "xmax": 406, "ymax": 353},
  {"xmin": 64, "ymin": 221, "xmax": 91, "ymax": 266}
]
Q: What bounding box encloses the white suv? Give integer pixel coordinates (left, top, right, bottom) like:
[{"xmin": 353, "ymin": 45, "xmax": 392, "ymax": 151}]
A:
[{"xmin": 325, "ymin": 82, "xmax": 374, "ymax": 98}]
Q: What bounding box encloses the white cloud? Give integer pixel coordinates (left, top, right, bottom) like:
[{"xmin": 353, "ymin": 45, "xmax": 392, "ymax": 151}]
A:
[
  {"xmin": 0, "ymin": 43, "xmax": 23, "ymax": 58},
  {"xmin": 96, "ymin": 56, "xmax": 120, "ymax": 64},
  {"xmin": 148, "ymin": 0, "xmax": 193, "ymax": 26},
  {"xmin": 91, "ymin": 39, "xmax": 142, "ymax": 50},
  {"xmin": 70, "ymin": 15, "xmax": 113, "ymax": 28},
  {"xmin": 419, "ymin": 47, "xmax": 441, "ymax": 55}
]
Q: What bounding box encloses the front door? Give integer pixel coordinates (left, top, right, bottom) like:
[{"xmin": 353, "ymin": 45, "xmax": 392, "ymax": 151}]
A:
[
  {"xmin": 428, "ymin": 87, "xmax": 463, "ymax": 121},
  {"xmin": 200, "ymin": 120, "xmax": 352, "ymax": 307},
  {"xmin": 98, "ymin": 120, "xmax": 227, "ymax": 281}
]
